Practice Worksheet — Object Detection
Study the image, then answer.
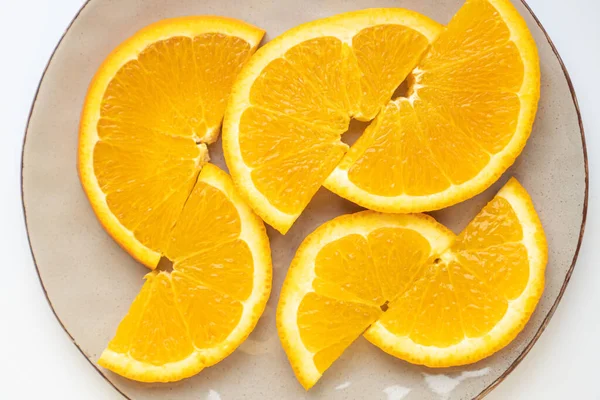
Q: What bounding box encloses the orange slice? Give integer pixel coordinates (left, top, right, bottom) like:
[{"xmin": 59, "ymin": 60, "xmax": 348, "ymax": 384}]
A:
[
  {"xmin": 78, "ymin": 16, "xmax": 265, "ymax": 267},
  {"xmin": 98, "ymin": 164, "xmax": 272, "ymax": 382},
  {"xmin": 223, "ymin": 9, "xmax": 442, "ymax": 233},
  {"xmin": 326, "ymin": 0, "xmax": 539, "ymax": 213},
  {"xmin": 78, "ymin": 17, "xmax": 271, "ymax": 382},
  {"xmin": 224, "ymin": 0, "xmax": 540, "ymax": 234},
  {"xmin": 277, "ymin": 178, "xmax": 546, "ymax": 389}
]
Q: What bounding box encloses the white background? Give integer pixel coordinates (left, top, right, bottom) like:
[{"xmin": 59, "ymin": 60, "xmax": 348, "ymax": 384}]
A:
[{"xmin": 0, "ymin": 0, "xmax": 597, "ymax": 398}]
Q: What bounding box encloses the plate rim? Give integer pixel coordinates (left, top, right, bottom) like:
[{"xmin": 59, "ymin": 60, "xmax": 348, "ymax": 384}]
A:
[{"xmin": 19, "ymin": 0, "xmax": 589, "ymax": 398}]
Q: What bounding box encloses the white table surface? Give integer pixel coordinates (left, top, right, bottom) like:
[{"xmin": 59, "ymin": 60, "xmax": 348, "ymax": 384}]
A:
[{"xmin": 0, "ymin": 0, "xmax": 597, "ymax": 398}]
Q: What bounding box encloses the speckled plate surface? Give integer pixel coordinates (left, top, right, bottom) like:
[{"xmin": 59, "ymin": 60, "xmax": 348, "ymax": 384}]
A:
[{"xmin": 21, "ymin": 0, "xmax": 587, "ymax": 399}]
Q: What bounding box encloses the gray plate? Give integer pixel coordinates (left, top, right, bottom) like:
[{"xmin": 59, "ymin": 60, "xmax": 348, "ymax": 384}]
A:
[{"xmin": 21, "ymin": 0, "xmax": 588, "ymax": 399}]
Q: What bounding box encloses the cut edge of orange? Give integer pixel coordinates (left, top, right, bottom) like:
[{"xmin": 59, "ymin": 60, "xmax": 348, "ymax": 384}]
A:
[
  {"xmin": 323, "ymin": 0, "xmax": 541, "ymax": 214},
  {"xmin": 364, "ymin": 177, "xmax": 547, "ymax": 368},
  {"xmin": 223, "ymin": 8, "xmax": 443, "ymax": 234},
  {"xmin": 276, "ymin": 211, "xmax": 455, "ymax": 390},
  {"xmin": 78, "ymin": 16, "xmax": 265, "ymax": 268},
  {"xmin": 98, "ymin": 164, "xmax": 273, "ymax": 382}
]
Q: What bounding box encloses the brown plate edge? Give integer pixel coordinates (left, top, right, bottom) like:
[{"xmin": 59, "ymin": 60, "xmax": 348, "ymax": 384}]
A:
[
  {"xmin": 475, "ymin": 0, "xmax": 589, "ymax": 397},
  {"xmin": 18, "ymin": 0, "xmax": 132, "ymax": 398},
  {"xmin": 19, "ymin": 1, "xmax": 589, "ymax": 399}
]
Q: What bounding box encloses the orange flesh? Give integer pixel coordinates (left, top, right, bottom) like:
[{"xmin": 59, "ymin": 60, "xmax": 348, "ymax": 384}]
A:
[
  {"xmin": 94, "ymin": 34, "xmax": 255, "ymax": 254},
  {"xmin": 237, "ymin": 0, "xmax": 532, "ymax": 217},
  {"xmin": 240, "ymin": 26, "xmax": 433, "ymax": 215},
  {"xmin": 298, "ymin": 194, "xmax": 531, "ymax": 369},
  {"xmin": 106, "ymin": 172, "xmax": 255, "ymax": 366},
  {"xmin": 346, "ymin": 0, "xmax": 526, "ymax": 195},
  {"xmin": 88, "ymin": 20, "xmax": 271, "ymax": 381}
]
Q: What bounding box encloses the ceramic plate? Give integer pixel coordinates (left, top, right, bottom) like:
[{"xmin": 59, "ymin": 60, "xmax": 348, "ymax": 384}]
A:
[{"xmin": 22, "ymin": 0, "xmax": 588, "ymax": 398}]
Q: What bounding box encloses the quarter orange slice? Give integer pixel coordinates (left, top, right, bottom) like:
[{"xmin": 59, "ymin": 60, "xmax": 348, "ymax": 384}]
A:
[
  {"xmin": 98, "ymin": 164, "xmax": 272, "ymax": 382},
  {"xmin": 78, "ymin": 16, "xmax": 265, "ymax": 267},
  {"xmin": 224, "ymin": 0, "xmax": 540, "ymax": 234},
  {"xmin": 277, "ymin": 178, "xmax": 546, "ymax": 389}
]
